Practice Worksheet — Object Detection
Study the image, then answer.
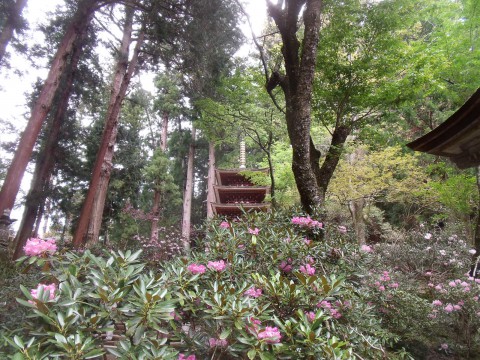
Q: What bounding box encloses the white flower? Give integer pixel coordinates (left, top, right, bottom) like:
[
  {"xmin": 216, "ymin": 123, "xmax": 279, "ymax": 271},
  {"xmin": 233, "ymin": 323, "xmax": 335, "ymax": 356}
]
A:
[
  {"xmin": 439, "ymin": 250, "xmax": 446, "ymax": 256},
  {"xmin": 469, "ymin": 249, "xmax": 477, "ymax": 255},
  {"xmin": 424, "ymin": 233, "xmax": 432, "ymax": 240}
]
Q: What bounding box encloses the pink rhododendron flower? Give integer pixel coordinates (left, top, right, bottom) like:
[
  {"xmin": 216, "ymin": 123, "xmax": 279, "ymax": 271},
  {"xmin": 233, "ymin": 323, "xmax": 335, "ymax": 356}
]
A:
[
  {"xmin": 469, "ymin": 249, "xmax": 476, "ymax": 254},
  {"xmin": 448, "ymin": 281, "xmax": 456, "ymax": 287},
  {"xmin": 360, "ymin": 244, "xmax": 373, "ymax": 253},
  {"xmin": 380, "ymin": 271, "xmax": 390, "ymax": 282},
  {"xmin": 29, "ymin": 283, "xmax": 56, "ymax": 305},
  {"xmin": 187, "ymin": 263, "xmax": 206, "ymax": 274},
  {"xmin": 291, "ymin": 216, "xmax": 323, "ymax": 229},
  {"xmin": 279, "ymin": 260, "xmax": 292, "ymax": 273},
  {"xmin": 389, "ymin": 282, "xmax": 399, "ymax": 289},
  {"xmin": 444, "ymin": 304, "xmax": 454, "ymax": 313},
  {"xmin": 209, "ymin": 338, "xmax": 228, "ymax": 348},
  {"xmin": 23, "ymin": 237, "xmax": 57, "ymax": 257},
  {"xmin": 378, "ymin": 285, "xmax": 386, "ymax": 291},
  {"xmin": 432, "ymin": 300, "xmax": 442, "ymax": 306},
  {"xmin": 219, "ymin": 221, "xmax": 230, "ymax": 229},
  {"xmin": 337, "ymin": 225, "xmax": 347, "ymax": 234},
  {"xmin": 435, "ymin": 284, "xmax": 443, "ymax": 291},
  {"xmin": 424, "ymin": 233, "xmax": 432, "ymax": 240},
  {"xmin": 248, "ymin": 228, "xmax": 259, "ymax": 235},
  {"xmin": 306, "ymin": 311, "xmax": 316, "ymax": 322},
  {"xmin": 440, "ymin": 343, "xmax": 448, "ymax": 350},
  {"xmin": 299, "ymin": 264, "xmax": 315, "ymax": 276},
  {"xmin": 257, "ymin": 326, "xmax": 282, "ymax": 344},
  {"xmin": 178, "ymin": 354, "xmax": 196, "ymax": 360},
  {"xmin": 244, "ymin": 287, "xmax": 262, "ymax": 298},
  {"xmin": 207, "ymin": 260, "xmax": 226, "ymax": 272},
  {"xmin": 304, "ymin": 238, "xmax": 312, "ymax": 245}
]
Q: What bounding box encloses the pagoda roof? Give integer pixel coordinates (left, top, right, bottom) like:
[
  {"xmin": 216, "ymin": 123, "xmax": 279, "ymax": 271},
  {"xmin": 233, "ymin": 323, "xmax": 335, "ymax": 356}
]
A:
[
  {"xmin": 214, "ymin": 185, "xmax": 270, "ymax": 204},
  {"xmin": 211, "ymin": 203, "xmax": 271, "ymax": 217},
  {"xmin": 215, "ymin": 168, "xmax": 269, "ymax": 187},
  {"xmin": 406, "ymin": 88, "xmax": 480, "ymax": 169}
]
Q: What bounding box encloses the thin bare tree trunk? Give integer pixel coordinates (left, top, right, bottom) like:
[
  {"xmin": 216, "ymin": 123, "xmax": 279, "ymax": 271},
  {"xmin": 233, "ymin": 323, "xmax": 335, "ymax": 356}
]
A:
[
  {"xmin": 349, "ymin": 198, "xmax": 366, "ymax": 245},
  {"xmin": 0, "ymin": 0, "xmax": 97, "ymax": 220},
  {"xmin": 206, "ymin": 141, "xmax": 216, "ymax": 218},
  {"xmin": 73, "ymin": 7, "xmax": 145, "ymax": 248},
  {"xmin": 149, "ymin": 112, "xmax": 169, "ymax": 243},
  {"xmin": 182, "ymin": 124, "xmax": 196, "ymax": 250},
  {"xmin": 475, "ymin": 166, "xmax": 480, "ymax": 254},
  {"xmin": 0, "ymin": 0, "xmax": 27, "ymax": 64}
]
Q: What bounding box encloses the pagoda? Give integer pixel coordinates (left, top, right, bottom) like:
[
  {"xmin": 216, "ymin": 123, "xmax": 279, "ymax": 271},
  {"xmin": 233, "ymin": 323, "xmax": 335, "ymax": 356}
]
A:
[{"xmin": 210, "ymin": 140, "xmax": 271, "ymax": 218}]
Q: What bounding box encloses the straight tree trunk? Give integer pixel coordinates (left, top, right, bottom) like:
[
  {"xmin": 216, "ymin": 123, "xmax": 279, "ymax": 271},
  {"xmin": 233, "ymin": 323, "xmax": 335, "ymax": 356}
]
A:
[
  {"xmin": 267, "ymin": 0, "xmax": 323, "ymax": 213},
  {"xmin": 74, "ymin": 7, "xmax": 145, "ymax": 248},
  {"xmin": 12, "ymin": 26, "xmax": 85, "ymax": 259},
  {"xmin": 206, "ymin": 141, "xmax": 216, "ymax": 218},
  {"xmin": 316, "ymin": 125, "xmax": 351, "ymax": 202},
  {"xmin": 0, "ymin": 0, "xmax": 28, "ymax": 64},
  {"xmin": 0, "ymin": 0, "xmax": 97, "ymax": 220},
  {"xmin": 181, "ymin": 124, "xmax": 196, "ymax": 251},
  {"xmin": 349, "ymin": 197, "xmax": 366, "ymax": 245},
  {"xmin": 149, "ymin": 112, "xmax": 169, "ymax": 243},
  {"xmin": 474, "ymin": 166, "xmax": 480, "ymax": 254}
]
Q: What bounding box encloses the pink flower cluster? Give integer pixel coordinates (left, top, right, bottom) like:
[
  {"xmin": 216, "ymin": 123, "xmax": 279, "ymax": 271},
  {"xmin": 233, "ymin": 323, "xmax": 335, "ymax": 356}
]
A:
[
  {"xmin": 373, "ymin": 271, "xmax": 398, "ymax": 291},
  {"xmin": 178, "ymin": 354, "xmax": 196, "ymax": 360},
  {"xmin": 187, "ymin": 263, "xmax": 206, "ymax": 274},
  {"xmin": 337, "ymin": 225, "xmax": 347, "ymax": 234},
  {"xmin": 29, "ymin": 283, "xmax": 56, "ymax": 304},
  {"xmin": 219, "ymin": 221, "xmax": 230, "ymax": 229},
  {"xmin": 207, "ymin": 260, "xmax": 226, "ymax": 272},
  {"xmin": 257, "ymin": 326, "xmax": 282, "ymax": 344},
  {"xmin": 244, "ymin": 287, "xmax": 262, "ymax": 298},
  {"xmin": 299, "ymin": 263, "xmax": 315, "ymax": 276},
  {"xmin": 248, "ymin": 228, "xmax": 260, "ymax": 235},
  {"xmin": 209, "ymin": 338, "xmax": 228, "ymax": 348},
  {"xmin": 291, "ymin": 216, "xmax": 323, "ymax": 229},
  {"xmin": 279, "ymin": 258, "xmax": 293, "ymax": 273},
  {"xmin": 23, "ymin": 237, "xmax": 57, "ymax": 257},
  {"xmin": 317, "ymin": 300, "xmax": 341, "ymax": 319},
  {"xmin": 360, "ymin": 244, "xmax": 373, "ymax": 253}
]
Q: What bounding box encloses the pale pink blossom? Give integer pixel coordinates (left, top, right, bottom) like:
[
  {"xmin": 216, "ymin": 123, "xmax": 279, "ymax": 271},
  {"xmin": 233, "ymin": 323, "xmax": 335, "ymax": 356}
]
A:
[
  {"xmin": 306, "ymin": 311, "xmax": 316, "ymax": 322},
  {"xmin": 378, "ymin": 285, "xmax": 386, "ymax": 291},
  {"xmin": 424, "ymin": 233, "xmax": 432, "ymax": 240},
  {"xmin": 389, "ymin": 282, "xmax": 399, "ymax": 289},
  {"xmin": 23, "ymin": 238, "xmax": 57, "ymax": 257},
  {"xmin": 178, "ymin": 354, "xmax": 196, "ymax": 360},
  {"xmin": 432, "ymin": 300, "xmax": 442, "ymax": 306},
  {"xmin": 337, "ymin": 225, "xmax": 347, "ymax": 234},
  {"xmin": 219, "ymin": 221, "xmax": 230, "ymax": 229},
  {"xmin": 469, "ymin": 249, "xmax": 476, "ymax": 255},
  {"xmin": 244, "ymin": 287, "xmax": 262, "ymax": 298},
  {"xmin": 304, "ymin": 238, "xmax": 312, "ymax": 245},
  {"xmin": 207, "ymin": 260, "xmax": 226, "ymax": 272},
  {"xmin": 209, "ymin": 338, "xmax": 228, "ymax": 348},
  {"xmin": 360, "ymin": 244, "xmax": 373, "ymax": 253},
  {"xmin": 257, "ymin": 326, "xmax": 282, "ymax": 344},
  {"xmin": 248, "ymin": 228, "xmax": 260, "ymax": 235},
  {"xmin": 29, "ymin": 283, "xmax": 56, "ymax": 305},
  {"xmin": 299, "ymin": 264, "xmax": 315, "ymax": 276},
  {"xmin": 187, "ymin": 263, "xmax": 206, "ymax": 274},
  {"xmin": 440, "ymin": 343, "xmax": 448, "ymax": 350},
  {"xmin": 279, "ymin": 260, "xmax": 292, "ymax": 273},
  {"xmin": 444, "ymin": 304, "xmax": 454, "ymax": 313},
  {"xmin": 291, "ymin": 216, "xmax": 323, "ymax": 229},
  {"xmin": 448, "ymin": 281, "xmax": 456, "ymax": 287}
]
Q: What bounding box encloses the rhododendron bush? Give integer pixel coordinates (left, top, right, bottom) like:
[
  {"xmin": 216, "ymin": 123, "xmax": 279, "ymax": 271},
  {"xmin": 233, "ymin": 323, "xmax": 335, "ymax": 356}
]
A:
[{"xmin": 1, "ymin": 210, "xmax": 479, "ymax": 359}]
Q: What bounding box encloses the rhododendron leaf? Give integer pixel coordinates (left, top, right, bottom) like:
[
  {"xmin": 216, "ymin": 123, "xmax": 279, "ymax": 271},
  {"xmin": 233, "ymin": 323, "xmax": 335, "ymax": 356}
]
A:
[
  {"xmin": 259, "ymin": 352, "xmax": 275, "ymax": 360},
  {"xmin": 16, "ymin": 298, "xmax": 35, "ymax": 308},
  {"xmin": 133, "ymin": 324, "xmax": 146, "ymax": 344},
  {"xmin": 84, "ymin": 349, "xmax": 105, "ymax": 359},
  {"xmin": 220, "ymin": 328, "xmax": 232, "ymax": 339},
  {"xmin": 12, "ymin": 353, "xmax": 23, "ymax": 360},
  {"xmin": 13, "ymin": 335, "xmax": 24, "ymax": 349},
  {"xmin": 247, "ymin": 348, "xmax": 256, "ymax": 359}
]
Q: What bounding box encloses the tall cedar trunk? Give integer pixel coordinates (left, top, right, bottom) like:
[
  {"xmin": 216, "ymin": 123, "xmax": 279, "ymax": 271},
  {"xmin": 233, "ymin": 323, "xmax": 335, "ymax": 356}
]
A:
[
  {"xmin": 182, "ymin": 125, "xmax": 196, "ymax": 251},
  {"xmin": 267, "ymin": 0, "xmax": 323, "ymax": 213},
  {"xmin": 0, "ymin": 0, "xmax": 27, "ymax": 64},
  {"xmin": 206, "ymin": 141, "xmax": 215, "ymax": 218},
  {"xmin": 73, "ymin": 8, "xmax": 145, "ymax": 248},
  {"xmin": 85, "ymin": 126, "xmax": 118, "ymax": 247},
  {"xmin": 266, "ymin": 132, "xmax": 276, "ymax": 208},
  {"xmin": 0, "ymin": 0, "xmax": 96, "ymax": 220},
  {"xmin": 349, "ymin": 198, "xmax": 366, "ymax": 245},
  {"xmin": 316, "ymin": 125, "xmax": 351, "ymax": 202},
  {"xmin": 149, "ymin": 112, "xmax": 169, "ymax": 243},
  {"xmin": 12, "ymin": 27, "xmax": 85, "ymax": 259}
]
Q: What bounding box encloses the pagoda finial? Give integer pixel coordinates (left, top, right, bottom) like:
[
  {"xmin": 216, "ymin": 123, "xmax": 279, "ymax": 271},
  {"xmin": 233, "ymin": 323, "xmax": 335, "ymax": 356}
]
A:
[{"xmin": 239, "ymin": 137, "xmax": 246, "ymax": 169}]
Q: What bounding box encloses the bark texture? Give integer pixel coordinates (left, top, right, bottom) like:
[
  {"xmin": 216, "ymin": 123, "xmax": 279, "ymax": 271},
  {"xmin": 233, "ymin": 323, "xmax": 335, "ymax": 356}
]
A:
[
  {"xmin": 181, "ymin": 125, "xmax": 196, "ymax": 251},
  {"xmin": 73, "ymin": 7, "xmax": 144, "ymax": 248},
  {"xmin": 149, "ymin": 112, "xmax": 169, "ymax": 243},
  {"xmin": 267, "ymin": 0, "xmax": 323, "ymax": 213},
  {"xmin": 0, "ymin": 0, "xmax": 97, "ymax": 220},
  {"xmin": 206, "ymin": 141, "xmax": 216, "ymax": 218},
  {"xmin": 12, "ymin": 25, "xmax": 85, "ymax": 259}
]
